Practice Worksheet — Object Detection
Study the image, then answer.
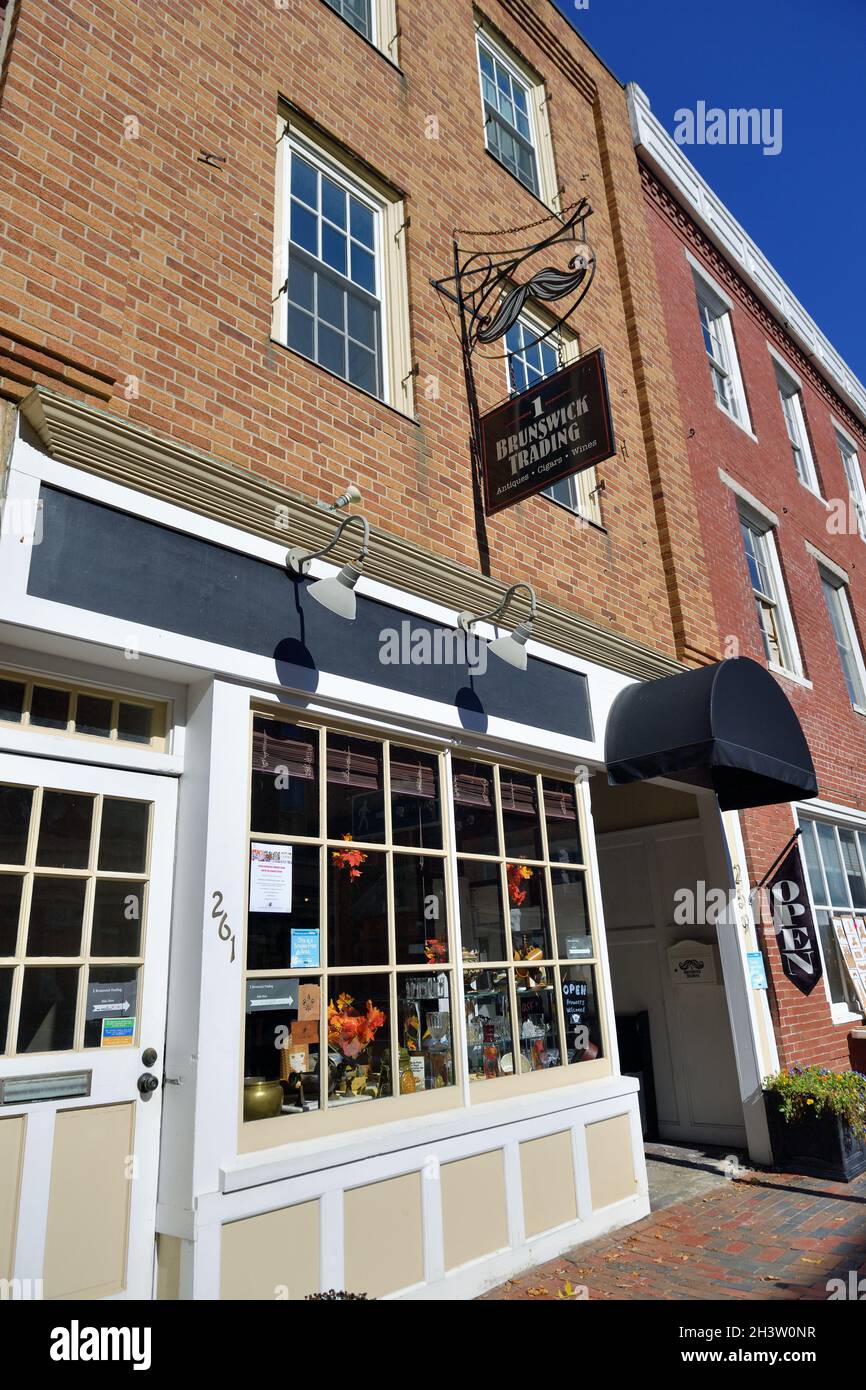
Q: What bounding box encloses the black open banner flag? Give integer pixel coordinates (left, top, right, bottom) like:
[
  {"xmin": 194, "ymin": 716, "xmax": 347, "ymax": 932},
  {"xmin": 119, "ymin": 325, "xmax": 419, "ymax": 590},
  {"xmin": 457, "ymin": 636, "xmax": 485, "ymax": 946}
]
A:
[{"xmin": 768, "ymin": 845, "xmax": 823, "ymax": 995}]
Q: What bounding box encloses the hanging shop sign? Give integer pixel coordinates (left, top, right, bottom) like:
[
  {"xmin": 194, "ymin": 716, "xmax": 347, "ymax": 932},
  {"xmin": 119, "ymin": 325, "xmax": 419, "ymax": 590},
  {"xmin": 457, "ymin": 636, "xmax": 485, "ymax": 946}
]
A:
[
  {"xmin": 480, "ymin": 348, "xmax": 615, "ymax": 515},
  {"xmin": 767, "ymin": 844, "xmax": 823, "ymax": 995}
]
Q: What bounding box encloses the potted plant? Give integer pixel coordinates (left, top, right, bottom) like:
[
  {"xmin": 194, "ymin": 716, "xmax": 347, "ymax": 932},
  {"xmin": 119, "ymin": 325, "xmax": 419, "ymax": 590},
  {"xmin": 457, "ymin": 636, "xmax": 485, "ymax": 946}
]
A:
[{"xmin": 763, "ymin": 1065, "xmax": 866, "ymax": 1182}]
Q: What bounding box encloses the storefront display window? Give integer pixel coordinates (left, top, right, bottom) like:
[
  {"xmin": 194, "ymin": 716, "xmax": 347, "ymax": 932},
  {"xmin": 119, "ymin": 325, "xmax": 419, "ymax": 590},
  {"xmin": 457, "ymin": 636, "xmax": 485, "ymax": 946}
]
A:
[{"xmin": 244, "ymin": 717, "xmax": 607, "ymax": 1124}]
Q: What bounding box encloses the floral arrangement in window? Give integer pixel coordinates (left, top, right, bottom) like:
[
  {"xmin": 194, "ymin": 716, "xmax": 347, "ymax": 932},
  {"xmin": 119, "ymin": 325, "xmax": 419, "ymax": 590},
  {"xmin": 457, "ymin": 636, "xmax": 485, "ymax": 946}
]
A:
[
  {"xmin": 507, "ymin": 862, "xmax": 533, "ymax": 906},
  {"xmin": 328, "ymin": 993, "xmax": 386, "ymax": 1059},
  {"xmin": 332, "ymin": 834, "xmax": 367, "ymax": 880},
  {"xmin": 424, "ymin": 938, "xmax": 447, "ymax": 964}
]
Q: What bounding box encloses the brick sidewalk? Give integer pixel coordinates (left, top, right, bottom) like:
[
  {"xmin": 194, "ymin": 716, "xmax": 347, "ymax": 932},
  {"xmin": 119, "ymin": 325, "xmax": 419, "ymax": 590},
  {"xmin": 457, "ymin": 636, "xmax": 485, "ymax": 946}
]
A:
[{"xmin": 482, "ymin": 1168, "xmax": 866, "ymax": 1301}]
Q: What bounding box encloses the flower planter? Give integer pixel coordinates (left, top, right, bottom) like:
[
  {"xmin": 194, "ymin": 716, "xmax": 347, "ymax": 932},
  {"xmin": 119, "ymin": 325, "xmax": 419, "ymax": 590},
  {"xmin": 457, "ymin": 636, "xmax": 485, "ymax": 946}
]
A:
[{"xmin": 764, "ymin": 1091, "xmax": 866, "ymax": 1182}]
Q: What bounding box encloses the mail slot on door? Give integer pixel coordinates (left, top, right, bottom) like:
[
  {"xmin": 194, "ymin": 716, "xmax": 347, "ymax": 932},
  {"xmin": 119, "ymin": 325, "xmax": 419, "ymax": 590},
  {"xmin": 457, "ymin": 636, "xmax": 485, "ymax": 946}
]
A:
[{"xmin": 0, "ymin": 1071, "xmax": 92, "ymax": 1105}]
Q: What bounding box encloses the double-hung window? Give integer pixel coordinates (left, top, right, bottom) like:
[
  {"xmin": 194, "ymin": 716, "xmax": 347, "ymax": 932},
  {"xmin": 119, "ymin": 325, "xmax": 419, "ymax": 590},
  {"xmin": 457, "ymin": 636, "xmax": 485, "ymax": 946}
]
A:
[
  {"xmin": 739, "ymin": 513, "xmax": 799, "ymax": 674},
  {"xmin": 836, "ymin": 427, "xmax": 866, "ymax": 541},
  {"xmin": 775, "ymin": 366, "xmax": 819, "ymax": 493},
  {"xmin": 799, "ymin": 815, "xmax": 866, "ymax": 1017},
  {"xmin": 475, "ymin": 30, "xmax": 557, "ymax": 206},
  {"xmin": 691, "ymin": 267, "xmax": 750, "ymax": 430},
  {"xmin": 820, "ymin": 570, "xmax": 866, "ymax": 708},
  {"xmin": 320, "ymin": 0, "xmax": 398, "ymax": 58},
  {"xmin": 504, "ymin": 315, "xmax": 602, "ymax": 524},
  {"xmin": 324, "ymin": 0, "xmax": 372, "ymax": 41},
  {"xmin": 273, "ymin": 115, "xmax": 414, "ymax": 413}
]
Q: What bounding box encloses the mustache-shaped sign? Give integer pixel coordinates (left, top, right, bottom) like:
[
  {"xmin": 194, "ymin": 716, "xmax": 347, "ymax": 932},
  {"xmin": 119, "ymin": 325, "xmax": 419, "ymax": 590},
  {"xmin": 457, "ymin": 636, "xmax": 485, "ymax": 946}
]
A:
[{"xmin": 476, "ymin": 261, "xmax": 591, "ymax": 344}]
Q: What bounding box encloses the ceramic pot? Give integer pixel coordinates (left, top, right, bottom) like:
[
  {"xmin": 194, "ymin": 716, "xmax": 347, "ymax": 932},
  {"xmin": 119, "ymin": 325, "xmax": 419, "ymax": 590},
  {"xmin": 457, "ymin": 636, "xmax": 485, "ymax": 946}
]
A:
[{"xmin": 243, "ymin": 1076, "xmax": 283, "ymax": 1121}]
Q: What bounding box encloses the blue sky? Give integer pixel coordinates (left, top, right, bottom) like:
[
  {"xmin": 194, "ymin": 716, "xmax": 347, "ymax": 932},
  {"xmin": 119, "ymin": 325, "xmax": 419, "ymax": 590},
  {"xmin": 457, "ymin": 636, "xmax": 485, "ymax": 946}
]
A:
[{"xmin": 552, "ymin": 0, "xmax": 866, "ymax": 382}]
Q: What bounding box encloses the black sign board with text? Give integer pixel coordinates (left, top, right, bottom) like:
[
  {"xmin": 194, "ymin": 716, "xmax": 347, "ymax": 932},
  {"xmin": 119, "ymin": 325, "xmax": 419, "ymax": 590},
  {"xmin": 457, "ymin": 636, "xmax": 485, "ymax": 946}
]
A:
[{"xmin": 480, "ymin": 347, "xmax": 615, "ymax": 516}]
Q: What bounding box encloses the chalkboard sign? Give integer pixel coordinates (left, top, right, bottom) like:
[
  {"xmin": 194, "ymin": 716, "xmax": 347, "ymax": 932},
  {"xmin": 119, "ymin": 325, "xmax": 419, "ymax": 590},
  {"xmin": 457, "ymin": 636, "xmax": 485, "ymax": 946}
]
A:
[{"xmin": 562, "ymin": 978, "xmax": 589, "ymax": 1030}]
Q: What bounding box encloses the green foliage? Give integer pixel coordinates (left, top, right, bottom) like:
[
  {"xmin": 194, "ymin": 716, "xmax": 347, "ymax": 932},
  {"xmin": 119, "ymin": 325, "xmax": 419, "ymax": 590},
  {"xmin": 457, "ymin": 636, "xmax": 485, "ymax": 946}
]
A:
[{"xmin": 764, "ymin": 1065, "xmax": 866, "ymax": 1140}]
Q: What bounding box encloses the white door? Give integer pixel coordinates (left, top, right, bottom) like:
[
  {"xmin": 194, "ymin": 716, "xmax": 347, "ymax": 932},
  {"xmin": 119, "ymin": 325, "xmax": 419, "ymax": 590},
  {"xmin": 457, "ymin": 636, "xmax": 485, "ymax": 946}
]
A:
[{"xmin": 0, "ymin": 754, "xmax": 177, "ymax": 1299}]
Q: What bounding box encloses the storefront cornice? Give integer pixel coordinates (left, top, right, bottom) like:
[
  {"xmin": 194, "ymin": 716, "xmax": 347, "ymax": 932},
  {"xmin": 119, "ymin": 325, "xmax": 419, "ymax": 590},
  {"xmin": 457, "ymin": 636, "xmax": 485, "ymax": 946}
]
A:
[{"xmin": 20, "ymin": 386, "xmax": 685, "ymax": 684}]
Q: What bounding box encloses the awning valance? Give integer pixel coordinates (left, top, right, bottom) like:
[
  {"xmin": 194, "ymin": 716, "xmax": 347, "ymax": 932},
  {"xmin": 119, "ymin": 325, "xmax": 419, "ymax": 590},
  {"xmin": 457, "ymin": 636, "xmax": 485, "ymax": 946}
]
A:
[{"xmin": 605, "ymin": 658, "xmax": 818, "ymax": 812}]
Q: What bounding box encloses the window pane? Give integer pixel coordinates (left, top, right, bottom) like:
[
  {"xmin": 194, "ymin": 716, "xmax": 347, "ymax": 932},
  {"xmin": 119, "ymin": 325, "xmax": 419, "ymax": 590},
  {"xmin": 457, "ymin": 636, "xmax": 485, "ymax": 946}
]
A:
[
  {"xmin": 814, "ymin": 909, "xmax": 853, "ymax": 1009},
  {"xmin": 464, "ymin": 969, "xmax": 514, "ymax": 1082},
  {"xmin": 75, "ymin": 694, "xmax": 112, "ymax": 738},
  {"xmin": 561, "ymin": 965, "xmax": 604, "ymax": 1063},
  {"xmin": 838, "ymin": 829, "xmax": 866, "ymax": 909},
  {"xmin": 543, "ymin": 778, "xmax": 582, "ymax": 862},
  {"xmin": 327, "ymin": 974, "xmax": 392, "ymax": 1103},
  {"xmin": 328, "ymin": 848, "xmax": 388, "ymax": 966},
  {"xmin": 27, "ymin": 877, "xmax": 86, "ymax": 956},
  {"xmin": 247, "ymin": 844, "xmax": 320, "ymax": 971},
  {"xmin": 452, "ymin": 760, "xmax": 499, "ymax": 855},
  {"xmin": 508, "ymin": 863, "xmax": 552, "ymax": 957},
  {"xmin": 347, "ymin": 293, "xmax": 376, "ymax": 349},
  {"xmin": 290, "ymin": 200, "xmax": 318, "ymax": 254},
  {"xmin": 350, "ymin": 244, "xmax": 376, "ymax": 293},
  {"xmin": 347, "ymin": 341, "xmax": 377, "ymax": 395},
  {"xmin": 287, "ymin": 304, "xmax": 314, "ymax": 358},
  {"xmin": 0, "ymin": 785, "xmax": 33, "ymax": 864},
  {"xmin": 350, "ymin": 199, "xmax": 374, "ymax": 249},
  {"xmin": 117, "ymin": 703, "xmax": 153, "ymax": 744},
  {"xmin": 288, "ymin": 258, "xmax": 314, "ymax": 312},
  {"xmin": 251, "ymin": 719, "xmax": 319, "ymax": 838},
  {"xmin": 0, "ymin": 969, "xmax": 11, "ymax": 1051},
  {"xmin": 290, "ymin": 155, "xmax": 318, "ymax": 209},
  {"xmin": 815, "ymin": 823, "xmax": 849, "ymax": 907},
  {"xmin": 0, "ymin": 679, "xmax": 25, "ymax": 722},
  {"xmin": 500, "ymin": 771, "xmax": 543, "ymax": 859},
  {"xmin": 321, "ymin": 224, "xmax": 347, "ymax": 275},
  {"xmin": 98, "ymin": 799, "xmax": 149, "ymax": 873},
  {"xmin": 90, "ymin": 880, "xmax": 145, "ymax": 957},
  {"xmin": 397, "ymin": 973, "xmax": 454, "ymax": 1091},
  {"xmin": 550, "ymin": 868, "xmax": 592, "ymax": 959},
  {"xmin": 321, "ymin": 176, "xmax": 346, "ymax": 229},
  {"xmin": 245, "ymin": 976, "xmax": 322, "ymax": 1116},
  {"xmin": 317, "ymin": 276, "xmax": 344, "ymax": 330},
  {"xmin": 327, "ymin": 734, "xmax": 385, "ymax": 842},
  {"xmin": 457, "ymin": 857, "xmax": 506, "ymax": 966},
  {"xmin": 515, "ymin": 978, "xmax": 561, "ymax": 1071},
  {"xmin": 82, "ymin": 965, "xmax": 139, "ymax": 1048},
  {"xmin": 29, "ymin": 685, "xmax": 70, "ymax": 729},
  {"xmin": 390, "ymin": 746, "xmax": 442, "ymax": 849},
  {"xmin": 0, "ymin": 874, "xmax": 23, "ymax": 954},
  {"xmin": 799, "ymin": 820, "xmax": 827, "ymax": 904},
  {"xmin": 318, "ymin": 323, "xmax": 345, "ymax": 377},
  {"xmin": 393, "ymin": 854, "xmax": 448, "ymax": 966},
  {"xmin": 37, "ymin": 791, "xmax": 93, "ymax": 869},
  {"xmin": 17, "ymin": 967, "xmax": 78, "ymax": 1052}
]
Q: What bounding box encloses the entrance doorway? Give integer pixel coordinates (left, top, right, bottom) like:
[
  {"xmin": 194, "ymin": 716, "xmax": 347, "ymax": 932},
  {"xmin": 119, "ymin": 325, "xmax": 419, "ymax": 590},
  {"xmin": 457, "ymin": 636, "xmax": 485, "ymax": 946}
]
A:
[
  {"xmin": 0, "ymin": 754, "xmax": 176, "ymax": 1299},
  {"xmin": 591, "ymin": 777, "xmax": 747, "ymax": 1151}
]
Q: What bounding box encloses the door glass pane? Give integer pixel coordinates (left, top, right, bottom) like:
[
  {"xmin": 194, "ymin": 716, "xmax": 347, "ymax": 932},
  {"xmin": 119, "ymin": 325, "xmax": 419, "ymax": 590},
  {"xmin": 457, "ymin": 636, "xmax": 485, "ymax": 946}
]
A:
[
  {"xmin": 251, "ymin": 719, "xmax": 319, "ymax": 837},
  {"xmin": 515, "ymin": 978, "xmax": 561, "ymax": 1071},
  {"xmin": 500, "ymin": 771, "xmax": 543, "ymax": 859},
  {"xmin": 508, "ymin": 862, "xmax": 551, "ymax": 957},
  {"xmin": 452, "ymin": 759, "xmax": 498, "ymax": 855},
  {"xmin": 327, "ymin": 974, "xmax": 392, "ymax": 1104},
  {"xmin": 550, "ymin": 868, "xmax": 592, "ymax": 960},
  {"xmin": 247, "ymin": 844, "xmax": 320, "ymax": 970},
  {"xmin": 464, "ymin": 969, "xmax": 514, "ymax": 1082},
  {"xmin": 328, "ymin": 848, "xmax": 388, "ymax": 966},
  {"xmin": 90, "ymin": 880, "xmax": 145, "ymax": 957},
  {"xmin": 543, "ymin": 778, "xmax": 582, "ymax": 862},
  {"xmin": 75, "ymin": 694, "xmax": 113, "ymax": 738},
  {"xmin": 83, "ymin": 965, "xmax": 140, "ymax": 1048},
  {"xmin": 0, "ymin": 968, "xmax": 11, "ymax": 1050},
  {"xmin": 397, "ymin": 973, "xmax": 454, "ymax": 1091},
  {"xmin": 29, "ymin": 686, "xmax": 70, "ymax": 729},
  {"xmin": 0, "ymin": 786, "xmax": 33, "ymax": 865},
  {"xmin": 98, "ymin": 799, "xmax": 149, "ymax": 873},
  {"xmin": 26, "ymin": 877, "xmax": 86, "ymax": 956},
  {"xmin": 37, "ymin": 792, "xmax": 93, "ymax": 869},
  {"xmin": 457, "ymin": 857, "xmax": 506, "ymax": 964},
  {"xmin": 390, "ymin": 747, "xmax": 442, "ymax": 849},
  {"xmin": 560, "ymin": 964, "xmax": 604, "ymax": 1063},
  {"xmin": 393, "ymin": 854, "xmax": 448, "ymax": 966},
  {"xmin": 17, "ymin": 966, "xmax": 78, "ymax": 1052},
  {"xmin": 327, "ymin": 734, "xmax": 385, "ymax": 843},
  {"xmin": 0, "ymin": 874, "xmax": 23, "ymax": 954}
]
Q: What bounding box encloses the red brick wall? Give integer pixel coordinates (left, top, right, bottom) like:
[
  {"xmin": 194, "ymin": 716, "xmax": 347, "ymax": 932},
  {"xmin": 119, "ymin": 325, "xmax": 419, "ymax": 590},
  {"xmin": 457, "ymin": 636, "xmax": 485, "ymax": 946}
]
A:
[
  {"xmin": 641, "ymin": 168, "xmax": 866, "ymax": 1070},
  {"xmin": 0, "ymin": 0, "xmax": 717, "ymax": 664}
]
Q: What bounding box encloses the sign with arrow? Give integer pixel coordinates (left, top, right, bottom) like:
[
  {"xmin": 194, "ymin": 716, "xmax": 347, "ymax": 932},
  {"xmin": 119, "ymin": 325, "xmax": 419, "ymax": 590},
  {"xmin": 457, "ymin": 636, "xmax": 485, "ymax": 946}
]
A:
[{"xmin": 86, "ymin": 978, "xmax": 138, "ymax": 1021}]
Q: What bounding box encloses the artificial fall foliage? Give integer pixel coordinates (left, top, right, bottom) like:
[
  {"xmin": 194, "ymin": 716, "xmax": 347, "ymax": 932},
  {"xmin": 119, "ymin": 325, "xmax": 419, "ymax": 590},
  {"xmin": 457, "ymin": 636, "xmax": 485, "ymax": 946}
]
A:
[
  {"xmin": 328, "ymin": 993, "xmax": 386, "ymax": 1059},
  {"xmin": 332, "ymin": 833, "xmax": 367, "ymax": 878},
  {"xmin": 507, "ymin": 862, "xmax": 533, "ymax": 906}
]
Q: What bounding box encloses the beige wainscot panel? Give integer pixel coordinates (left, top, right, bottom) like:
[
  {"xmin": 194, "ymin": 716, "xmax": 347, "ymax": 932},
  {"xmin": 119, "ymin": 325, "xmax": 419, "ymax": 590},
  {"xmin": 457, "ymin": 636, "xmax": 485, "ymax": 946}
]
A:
[
  {"xmin": 221, "ymin": 1200, "xmax": 319, "ymax": 1301},
  {"xmin": 520, "ymin": 1130, "xmax": 578, "ymax": 1237},
  {"xmin": 344, "ymin": 1173, "xmax": 423, "ymax": 1297},
  {"xmin": 441, "ymin": 1149, "xmax": 509, "ymax": 1271},
  {"xmin": 43, "ymin": 1103, "xmax": 136, "ymax": 1300},
  {"xmin": 156, "ymin": 1234, "xmax": 182, "ymax": 1301},
  {"xmin": 0, "ymin": 1114, "xmax": 26, "ymax": 1280},
  {"xmin": 586, "ymin": 1113, "xmax": 638, "ymax": 1211}
]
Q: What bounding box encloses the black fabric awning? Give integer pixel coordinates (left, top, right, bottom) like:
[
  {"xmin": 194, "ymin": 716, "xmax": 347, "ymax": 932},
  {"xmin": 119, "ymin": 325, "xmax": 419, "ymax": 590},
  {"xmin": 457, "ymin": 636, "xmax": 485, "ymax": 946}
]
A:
[{"xmin": 605, "ymin": 658, "xmax": 818, "ymax": 812}]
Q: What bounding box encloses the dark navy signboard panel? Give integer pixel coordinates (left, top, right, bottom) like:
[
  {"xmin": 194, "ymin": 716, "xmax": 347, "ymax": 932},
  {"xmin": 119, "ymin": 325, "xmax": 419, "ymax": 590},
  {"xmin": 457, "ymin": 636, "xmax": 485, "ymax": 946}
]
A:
[{"xmin": 28, "ymin": 487, "xmax": 593, "ymax": 741}]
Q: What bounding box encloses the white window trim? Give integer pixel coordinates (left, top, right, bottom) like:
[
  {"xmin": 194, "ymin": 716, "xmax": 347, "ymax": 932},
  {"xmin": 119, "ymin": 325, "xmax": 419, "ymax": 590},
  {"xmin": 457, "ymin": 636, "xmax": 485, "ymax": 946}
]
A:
[
  {"xmin": 474, "ymin": 23, "xmax": 559, "ymax": 211},
  {"xmin": 832, "ymin": 420, "xmax": 866, "ymax": 543},
  {"xmin": 736, "ymin": 501, "xmax": 803, "ymax": 679},
  {"xmin": 795, "ymin": 805, "xmax": 866, "ymax": 1024},
  {"xmin": 718, "ymin": 469, "xmax": 777, "ymax": 526},
  {"xmin": 322, "ymin": 0, "xmax": 399, "ymax": 62},
  {"xmin": 272, "ymin": 112, "xmax": 414, "ymax": 417},
  {"xmin": 817, "ymin": 564, "xmax": 866, "ymax": 712},
  {"xmin": 773, "ymin": 357, "xmax": 820, "ymax": 496},
  {"xmin": 688, "ymin": 255, "xmax": 754, "ymax": 439}
]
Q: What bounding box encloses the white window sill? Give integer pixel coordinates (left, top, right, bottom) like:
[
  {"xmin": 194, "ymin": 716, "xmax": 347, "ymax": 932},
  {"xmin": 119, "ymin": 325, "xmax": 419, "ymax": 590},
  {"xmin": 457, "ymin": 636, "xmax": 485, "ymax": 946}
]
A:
[
  {"xmin": 830, "ymin": 1005, "xmax": 864, "ymax": 1028},
  {"xmin": 852, "ymin": 704, "xmax": 866, "ymax": 719},
  {"xmin": 768, "ymin": 662, "xmax": 812, "ymax": 689},
  {"xmin": 798, "ymin": 479, "xmax": 828, "ymax": 506},
  {"xmin": 716, "ymin": 400, "xmax": 758, "ymax": 443}
]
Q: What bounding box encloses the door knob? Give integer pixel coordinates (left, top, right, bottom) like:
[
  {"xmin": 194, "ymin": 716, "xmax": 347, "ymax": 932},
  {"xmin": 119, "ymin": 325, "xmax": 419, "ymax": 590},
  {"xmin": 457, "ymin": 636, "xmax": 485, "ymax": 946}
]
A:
[{"xmin": 137, "ymin": 1072, "xmax": 159, "ymax": 1095}]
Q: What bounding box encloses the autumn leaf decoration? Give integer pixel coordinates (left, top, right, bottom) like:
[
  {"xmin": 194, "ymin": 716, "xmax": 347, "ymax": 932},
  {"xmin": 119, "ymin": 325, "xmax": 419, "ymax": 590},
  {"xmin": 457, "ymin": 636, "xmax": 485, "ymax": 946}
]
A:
[
  {"xmin": 332, "ymin": 833, "xmax": 367, "ymax": 879},
  {"xmin": 328, "ymin": 993, "xmax": 386, "ymax": 1059},
  {"xmin": 507, "ymin": 862, "xmax": 533, "ymax": 906}
]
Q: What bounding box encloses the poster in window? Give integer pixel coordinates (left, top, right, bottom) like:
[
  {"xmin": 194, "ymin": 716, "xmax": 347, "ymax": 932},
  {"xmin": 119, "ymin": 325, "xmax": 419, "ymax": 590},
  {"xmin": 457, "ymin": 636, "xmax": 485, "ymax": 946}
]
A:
[
  {"xmin": 250, "ymin": 843, "xmax": 293, "ymax": 913},
  {"xmin": 832, "ymin": 916, "xmax": 866, "ymax": 1013}
]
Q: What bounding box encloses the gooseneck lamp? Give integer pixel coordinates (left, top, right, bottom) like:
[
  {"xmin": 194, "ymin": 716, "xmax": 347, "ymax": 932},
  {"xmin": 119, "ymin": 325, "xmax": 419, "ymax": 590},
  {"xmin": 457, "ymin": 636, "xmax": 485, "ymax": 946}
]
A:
[
  {"xmin": 458, "ymin": 581, "xmax": 538, "ymax": 671},
  {"xmin": 286, "ymin": 513, "xmax": 370, "ymax": 622}
]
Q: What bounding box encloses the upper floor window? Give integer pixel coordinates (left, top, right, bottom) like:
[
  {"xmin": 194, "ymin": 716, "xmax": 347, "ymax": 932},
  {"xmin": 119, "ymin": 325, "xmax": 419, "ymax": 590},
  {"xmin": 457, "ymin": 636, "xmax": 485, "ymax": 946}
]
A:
[
  {"xmin": 738, "ymin": 513, "xmax": 800, "ymax": 675},
  {"xmin": 820, "ymin": 570, "xmax": 866, "ymax": 709},
  {"xmin": 836, "ymin": 427, "xmax": 866, "ymax": 541},
  {"xmin": 324, "ymin": 0, "xmax": 372, "ymax": 40},
  {"xmin": 504, "ymin": 315, "xmax": 602, "ymax": 524},
  {"xmin": 775, "ymin": 365, "xmax": 819, "ymax": 494},
  {"xmin": 475, "ymin": 29, "xmax": 558, "ymax": 207},
  {"xmin": 320, "ymin": 0, "xmax": 398, "ymax": 59},
  {"xmin": 273, "ymin": 114, "xmax": 414, "ymax": 415},
  {"xmin": 691, "ymin": 267, "xmax": 750, "ymax": 431}
]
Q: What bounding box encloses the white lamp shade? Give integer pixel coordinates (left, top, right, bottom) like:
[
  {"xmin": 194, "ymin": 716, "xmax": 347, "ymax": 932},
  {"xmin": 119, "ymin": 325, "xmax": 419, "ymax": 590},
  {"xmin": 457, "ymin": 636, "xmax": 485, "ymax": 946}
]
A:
[
  {"xmin": 307, "ymin": 563, "xmax": 361, "ymax": 621},
  {"xmin": 487, "ymin": 620, "xmax": 532, "ymax": 670}
]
